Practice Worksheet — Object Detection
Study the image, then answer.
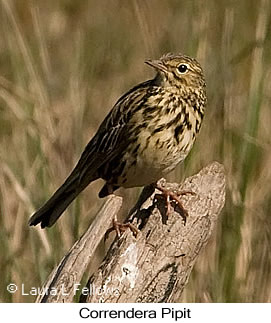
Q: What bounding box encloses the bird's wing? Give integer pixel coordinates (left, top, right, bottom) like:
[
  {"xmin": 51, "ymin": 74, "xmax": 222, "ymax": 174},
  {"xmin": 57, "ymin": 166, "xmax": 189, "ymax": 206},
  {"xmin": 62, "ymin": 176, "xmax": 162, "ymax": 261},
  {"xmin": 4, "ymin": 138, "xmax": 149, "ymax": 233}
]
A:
[
  {"xmin": 75, "ymin": 79, "xmax": 154, "ymax": 184},
  {"xmin": 76, "ymin": 124, "xmax": 128, "ymax": 184}
]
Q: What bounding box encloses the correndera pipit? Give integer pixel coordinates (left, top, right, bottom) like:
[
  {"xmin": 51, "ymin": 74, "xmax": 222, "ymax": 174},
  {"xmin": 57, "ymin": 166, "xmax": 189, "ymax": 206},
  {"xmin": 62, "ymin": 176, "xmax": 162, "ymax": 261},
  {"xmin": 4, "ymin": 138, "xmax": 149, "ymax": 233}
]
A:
[{"xmin": 29, "ymin": 53, "xmax": 207, "ymax": 234}]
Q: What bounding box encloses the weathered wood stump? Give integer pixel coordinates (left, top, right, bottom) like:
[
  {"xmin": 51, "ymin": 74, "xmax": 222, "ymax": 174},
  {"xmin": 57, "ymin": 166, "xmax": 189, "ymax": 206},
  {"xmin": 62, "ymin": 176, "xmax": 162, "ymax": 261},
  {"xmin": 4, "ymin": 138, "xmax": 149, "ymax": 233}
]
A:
[{"xmin": 35, "ymin": 162, "xmax": 225, "ymax": 303}]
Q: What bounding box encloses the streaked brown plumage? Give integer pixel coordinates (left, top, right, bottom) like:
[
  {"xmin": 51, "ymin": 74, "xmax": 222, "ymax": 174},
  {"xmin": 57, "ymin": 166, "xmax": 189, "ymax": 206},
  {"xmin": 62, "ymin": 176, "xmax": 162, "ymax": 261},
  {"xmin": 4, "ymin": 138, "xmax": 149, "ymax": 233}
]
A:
[{"xmin": 29, "ymin": 53, "xmax": 206, "ymax": 229}]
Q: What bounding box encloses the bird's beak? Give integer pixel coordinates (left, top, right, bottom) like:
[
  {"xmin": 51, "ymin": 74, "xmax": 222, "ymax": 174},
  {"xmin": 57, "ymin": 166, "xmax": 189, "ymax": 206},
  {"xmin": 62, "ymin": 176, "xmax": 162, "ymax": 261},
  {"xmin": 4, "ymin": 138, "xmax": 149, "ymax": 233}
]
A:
[{"xmin": 145, "ymin": 59, "xmax": 167, "ymax": 73}]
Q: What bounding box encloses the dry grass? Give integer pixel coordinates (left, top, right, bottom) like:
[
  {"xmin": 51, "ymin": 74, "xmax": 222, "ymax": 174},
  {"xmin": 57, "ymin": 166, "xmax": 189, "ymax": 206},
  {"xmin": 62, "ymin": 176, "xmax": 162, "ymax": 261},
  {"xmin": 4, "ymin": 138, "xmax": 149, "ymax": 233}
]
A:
[{"xmin": 0, "ymin": 0, "xmax": 271, "ymax": 302}]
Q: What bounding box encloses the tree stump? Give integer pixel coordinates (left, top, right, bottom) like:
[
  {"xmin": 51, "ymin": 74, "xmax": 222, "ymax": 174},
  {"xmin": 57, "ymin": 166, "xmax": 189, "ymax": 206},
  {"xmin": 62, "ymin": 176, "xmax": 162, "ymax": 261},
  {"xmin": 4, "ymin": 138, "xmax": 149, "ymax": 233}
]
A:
[{"xmin": 35, "ymin": 162, "xmax": 226, "ymax": 303}]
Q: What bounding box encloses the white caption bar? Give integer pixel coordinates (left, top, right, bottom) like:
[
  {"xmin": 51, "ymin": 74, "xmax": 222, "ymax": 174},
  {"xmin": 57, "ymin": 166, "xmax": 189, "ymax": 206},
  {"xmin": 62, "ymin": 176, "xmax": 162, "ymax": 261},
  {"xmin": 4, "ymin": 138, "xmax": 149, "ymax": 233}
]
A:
[{"xmin": 1, "ymin": 303, "xmax": 270, "ymax": 323}]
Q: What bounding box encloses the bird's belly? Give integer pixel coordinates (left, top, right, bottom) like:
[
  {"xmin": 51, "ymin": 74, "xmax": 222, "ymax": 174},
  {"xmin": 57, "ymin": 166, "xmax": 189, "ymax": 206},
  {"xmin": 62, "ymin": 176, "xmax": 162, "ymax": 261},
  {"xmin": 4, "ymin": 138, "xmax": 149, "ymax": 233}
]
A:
[
  {"xmin": 120, "ymin": 133, "xmax": 192, "ymax": 188},
  {"xmin": 122, "ymin": 156, "xmax": 185, "ymax": 188}
]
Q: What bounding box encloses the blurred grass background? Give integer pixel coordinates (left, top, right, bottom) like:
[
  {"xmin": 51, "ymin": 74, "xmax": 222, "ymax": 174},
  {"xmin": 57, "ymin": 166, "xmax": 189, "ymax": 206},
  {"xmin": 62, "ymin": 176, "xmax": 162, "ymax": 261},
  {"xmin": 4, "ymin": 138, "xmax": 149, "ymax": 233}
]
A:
[{"xmin": 0, "ymin": 0, "xmax": 271, "ymax": 302}]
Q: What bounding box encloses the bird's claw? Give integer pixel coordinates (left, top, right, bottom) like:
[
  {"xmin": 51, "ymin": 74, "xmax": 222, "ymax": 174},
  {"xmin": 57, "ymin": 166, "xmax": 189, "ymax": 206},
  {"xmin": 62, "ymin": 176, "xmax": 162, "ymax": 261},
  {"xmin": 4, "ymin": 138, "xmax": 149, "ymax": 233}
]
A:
[
  {"xmin": 155, "ymin": 183, "xmax": 195, "ymax": 223},
  {"xmin": 104, "ymin": 215, "xmax": 139, "ymax": 241}
]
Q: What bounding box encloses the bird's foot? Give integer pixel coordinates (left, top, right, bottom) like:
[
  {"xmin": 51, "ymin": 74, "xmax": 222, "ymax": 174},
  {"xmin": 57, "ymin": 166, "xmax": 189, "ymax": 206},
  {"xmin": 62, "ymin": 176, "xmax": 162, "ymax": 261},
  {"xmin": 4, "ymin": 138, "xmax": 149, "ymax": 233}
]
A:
[
  {"xmin": 155, "ymin": 183, "xmax": 195, "ymax": 224},
  {"xmin": 105, "ymin": 215, "xmax": 139, "ymax": 240}
]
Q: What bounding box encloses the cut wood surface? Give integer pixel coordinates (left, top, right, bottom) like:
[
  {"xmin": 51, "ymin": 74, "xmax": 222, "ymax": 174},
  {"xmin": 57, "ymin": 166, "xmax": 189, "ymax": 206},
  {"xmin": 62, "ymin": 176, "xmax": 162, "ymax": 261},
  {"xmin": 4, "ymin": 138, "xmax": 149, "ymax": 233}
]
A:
[{"xmin": 35, "ymin": 161, "xmax": 226, "ymax": 303}]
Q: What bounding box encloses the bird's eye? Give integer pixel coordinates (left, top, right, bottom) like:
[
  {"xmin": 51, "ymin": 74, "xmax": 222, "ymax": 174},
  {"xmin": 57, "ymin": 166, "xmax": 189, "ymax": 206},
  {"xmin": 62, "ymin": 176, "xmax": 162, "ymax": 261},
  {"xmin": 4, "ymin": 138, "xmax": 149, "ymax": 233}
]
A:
[{"xmin": 177, "ymin": 64, "xmax": 189, "ymax": 74}]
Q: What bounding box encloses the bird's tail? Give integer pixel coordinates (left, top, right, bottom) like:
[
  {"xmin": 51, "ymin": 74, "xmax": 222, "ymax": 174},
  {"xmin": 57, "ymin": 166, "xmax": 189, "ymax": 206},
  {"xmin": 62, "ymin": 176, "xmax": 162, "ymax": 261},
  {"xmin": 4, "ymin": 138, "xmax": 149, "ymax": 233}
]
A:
[{"xmin": 29, "ymin": 171, "xmax": 90, "ymax": 228}]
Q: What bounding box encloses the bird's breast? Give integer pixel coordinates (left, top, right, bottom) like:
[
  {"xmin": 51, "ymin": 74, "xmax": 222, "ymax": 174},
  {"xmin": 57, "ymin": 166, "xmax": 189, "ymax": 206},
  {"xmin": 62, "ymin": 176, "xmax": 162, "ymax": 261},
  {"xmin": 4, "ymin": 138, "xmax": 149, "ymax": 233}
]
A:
[{"xmin": 119, "ymin": 98, "xmax": 203, "ymax": 188}]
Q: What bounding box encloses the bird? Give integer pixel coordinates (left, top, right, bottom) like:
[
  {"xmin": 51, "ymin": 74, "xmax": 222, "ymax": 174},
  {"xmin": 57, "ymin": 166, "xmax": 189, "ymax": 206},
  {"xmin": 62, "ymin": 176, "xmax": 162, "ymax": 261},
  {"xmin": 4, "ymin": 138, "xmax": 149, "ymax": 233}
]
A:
[{"xmin": 29, "ymin": 53, "xmax": 207, "ymax": 234}]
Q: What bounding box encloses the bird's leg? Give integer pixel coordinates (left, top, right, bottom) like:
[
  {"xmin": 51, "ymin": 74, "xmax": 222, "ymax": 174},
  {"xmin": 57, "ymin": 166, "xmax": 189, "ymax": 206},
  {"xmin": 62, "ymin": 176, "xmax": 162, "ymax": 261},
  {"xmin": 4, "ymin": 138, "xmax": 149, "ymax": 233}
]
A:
[
  {"xmin": 155, "ymin": 182, "xmax": 195, "ymax": 223},
  {"xmin": 104, "ymin": 214, "xmax": 139, "ymax": 240}
]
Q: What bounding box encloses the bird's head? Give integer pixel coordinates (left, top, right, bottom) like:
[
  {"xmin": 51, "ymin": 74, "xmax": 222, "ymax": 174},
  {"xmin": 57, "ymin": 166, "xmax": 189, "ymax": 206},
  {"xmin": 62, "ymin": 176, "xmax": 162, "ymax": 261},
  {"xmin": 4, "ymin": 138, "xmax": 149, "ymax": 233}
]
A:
[{"xmin": 145, "ymin": 53, "xmax": 206, "ymax": 90}]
